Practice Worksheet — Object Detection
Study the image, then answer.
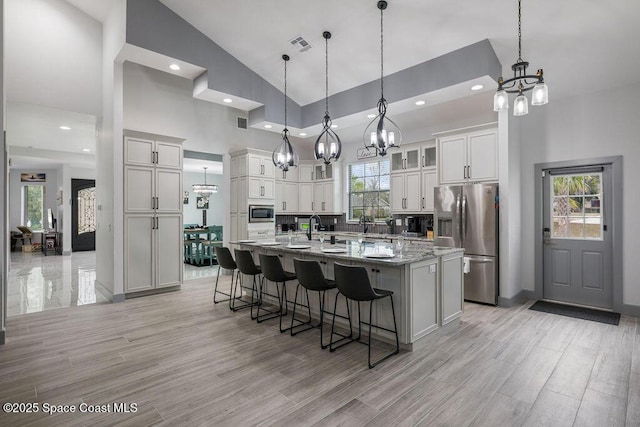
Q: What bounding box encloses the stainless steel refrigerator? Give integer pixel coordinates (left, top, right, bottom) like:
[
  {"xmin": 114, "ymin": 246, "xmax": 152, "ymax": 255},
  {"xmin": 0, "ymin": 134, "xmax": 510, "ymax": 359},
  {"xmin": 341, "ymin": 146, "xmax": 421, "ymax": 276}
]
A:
[{"xmin": 434, "ymin": 183, "xmax": 499, "ymax": 305}]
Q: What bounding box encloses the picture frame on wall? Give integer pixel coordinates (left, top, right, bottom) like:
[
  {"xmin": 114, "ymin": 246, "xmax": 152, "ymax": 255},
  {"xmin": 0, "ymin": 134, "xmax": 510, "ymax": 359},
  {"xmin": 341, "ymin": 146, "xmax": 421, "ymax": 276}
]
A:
[
  {"xmin": 21, "ymin": 173, "xmax": 46, "ymax": 182},
  {"xmin": 196, "ymin": 196, "xmax": 209, "ymax": 209},
  {"xmin": 183, "ymin": 191, "xmax": 189, "ymax": 204}
]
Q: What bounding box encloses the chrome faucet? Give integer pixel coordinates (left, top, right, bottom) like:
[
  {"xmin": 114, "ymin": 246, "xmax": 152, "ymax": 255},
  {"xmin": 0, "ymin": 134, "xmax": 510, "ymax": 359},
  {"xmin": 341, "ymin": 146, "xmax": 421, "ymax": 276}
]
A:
[
  {"xmin": 307, "ymin": 215, "xmax": 322, "ymax": 240},
  {"xmin": 359, "ymin": 215, "xmax": 369, "ymax": 234}
]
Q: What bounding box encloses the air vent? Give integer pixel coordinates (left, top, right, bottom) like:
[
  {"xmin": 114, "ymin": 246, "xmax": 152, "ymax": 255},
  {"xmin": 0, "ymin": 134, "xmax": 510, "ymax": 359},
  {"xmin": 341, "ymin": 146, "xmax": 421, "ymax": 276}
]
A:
[
  {"xmin": 289, "ymin": 35, "xmax": 312, "ymax": 53},
  {"xmin": 236, "ymin": 117, "xmax": 248, "ymax": 130}
]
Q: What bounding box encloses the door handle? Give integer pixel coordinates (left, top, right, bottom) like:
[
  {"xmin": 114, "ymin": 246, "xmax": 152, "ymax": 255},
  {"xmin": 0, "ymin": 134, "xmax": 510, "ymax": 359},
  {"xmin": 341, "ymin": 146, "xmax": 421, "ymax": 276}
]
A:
[{"xmin": 422, "ymin": 197, "xmax": 425, "ymax": 210}]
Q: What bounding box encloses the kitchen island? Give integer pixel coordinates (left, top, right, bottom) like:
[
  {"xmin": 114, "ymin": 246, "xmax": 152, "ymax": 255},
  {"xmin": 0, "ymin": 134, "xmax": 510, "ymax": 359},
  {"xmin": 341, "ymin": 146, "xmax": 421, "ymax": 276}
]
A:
[{"xmin": 232, "ymin": 237, "xmax": 464, "ymax": 351}]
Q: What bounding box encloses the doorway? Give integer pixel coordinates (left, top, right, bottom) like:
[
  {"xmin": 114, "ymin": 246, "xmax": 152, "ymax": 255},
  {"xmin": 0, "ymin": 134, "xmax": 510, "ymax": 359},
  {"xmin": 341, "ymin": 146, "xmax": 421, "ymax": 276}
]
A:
[
  {"xmin": 71, "ymin": 179, "xmax": 96, "ymax": 252},
  {"xmin": 535, "ymin": 156, "xmax": 622, "ymax": 312}
]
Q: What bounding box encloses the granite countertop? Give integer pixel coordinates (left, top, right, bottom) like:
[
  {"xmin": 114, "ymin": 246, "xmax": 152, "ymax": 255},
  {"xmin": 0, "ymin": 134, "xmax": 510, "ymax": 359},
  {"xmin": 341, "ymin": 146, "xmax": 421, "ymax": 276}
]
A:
[
  {"xmin": 232, "ymin": 236, "xmax": 463, "ymax": 266},
  {"xmin": 284, "ymin": 231, "xmax": 434, "ymax": 243}
]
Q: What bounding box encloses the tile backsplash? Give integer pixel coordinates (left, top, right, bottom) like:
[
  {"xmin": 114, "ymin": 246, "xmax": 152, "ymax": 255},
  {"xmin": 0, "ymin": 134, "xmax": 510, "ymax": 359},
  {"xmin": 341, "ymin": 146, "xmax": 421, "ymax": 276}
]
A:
[{"xmin": 276, "ymin": 213, "xmax": 433, "ymax": 236}]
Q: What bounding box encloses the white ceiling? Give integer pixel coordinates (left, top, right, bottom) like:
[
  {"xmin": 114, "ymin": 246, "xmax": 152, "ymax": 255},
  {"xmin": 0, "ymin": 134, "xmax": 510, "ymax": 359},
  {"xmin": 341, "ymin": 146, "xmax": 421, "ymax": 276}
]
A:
[{"xmin": 159, "ymin": 0, "xmax": 640, "ymax": 106}]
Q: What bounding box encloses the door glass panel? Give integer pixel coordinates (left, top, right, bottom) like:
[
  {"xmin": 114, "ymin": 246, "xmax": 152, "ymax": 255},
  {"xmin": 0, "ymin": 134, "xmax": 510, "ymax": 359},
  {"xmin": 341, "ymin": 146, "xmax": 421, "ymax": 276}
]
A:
[
  {"xmin": 391, "ymin": 152, "xmax": 404, "ymax": 171},
  {"xmin": 78, "ymin": 187, "xmax": 96, "ymax": 234},
  {"xmin": 550, "ymin": 173, "xmax": 602, "ymax": 240},
  {"xmin": 406, "ymin": 149, "xmax": 419, "ymax": 169},
  {"xmin": 423, "ymin": 147, "xmax": 436, "ymax": 167},
  {"xmin": 325, "ymin": 164, "xmax": 333, "ymax": 179}
]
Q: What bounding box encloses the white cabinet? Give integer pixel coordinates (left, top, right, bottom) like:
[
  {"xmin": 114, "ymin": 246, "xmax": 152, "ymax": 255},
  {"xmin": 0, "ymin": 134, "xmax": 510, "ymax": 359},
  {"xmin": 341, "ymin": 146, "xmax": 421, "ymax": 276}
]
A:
[
  {"xmin": 124, "ymin": 133, "xmax": 183, "ymax": 294},
  {"xmin": 438, "ymin": 127, "xmax": 498, "ymax": 184},
  {"xmin": 410, "ymin": 260, "xmax": 439, "ymax": 341},
  {"xmin": 275, "ymin": 181, "xmax": 298, "ymax": 213},
  {"xmin": 314, "ymin": 163, "xmax": 334, "ymax": 180},
  {"xmin": 441, "ymin": 253, "xmax": 463, "ymax": 326},
  {"xmin": 298, "ymin": 163, "xmax": 315, "ymax": 182},
  {"xmin": 313, "ymin": 179, "xmax": 340, "ymax": 214},
  {"xmin": 421, "ymin": 144, "xmax": 437, "ymax": 169},
  {"xmin": 390, "ymin": 146, "xmax": 421, "ymax": 173},
  {"xmin": 124, "ymin": 137, "xmax": 182, "ymax": 169},
  {"xmin": 248, "ymin": 177, "xmax": 274, "ymax": 199},
  {"xmin": 247, "ymin": 153, "xmax": 275, "ymax": 178},
  {"xmin": 276, "ymin": 167, "xmax": 299, "ymax": 182},
  {"xmin": 230, "ymin": 177, "xmax": 247, "ymax": 213},
  {"xmin": 391, "ymin": 171, "xmax": 421, "ymax": 212},
  {"xmin": 421, "ymin": 170, "xmax": 437, "ymax": 212},
  {"xmin": 298, "ymin": 182, "xmax": 314, "ymax": 213}
]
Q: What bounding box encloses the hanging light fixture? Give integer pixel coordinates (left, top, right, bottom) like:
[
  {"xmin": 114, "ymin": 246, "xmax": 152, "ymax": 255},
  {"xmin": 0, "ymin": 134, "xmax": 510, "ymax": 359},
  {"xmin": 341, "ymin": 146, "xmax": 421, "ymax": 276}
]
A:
[
  {"xmin": 192, "ymin": 166, "xmax": 218, "ymax": 199},
  {"xmin": 314, "ymin": 31, "xmax": 341, "ymax": 165},
  {"xmin": 494, "ymin": 0, "xmax": 548, "ymax": 116},
  {"xmin": 363, "ymin": 0, "xmax": 401, "ymax": 157},
  {"xmin": 272, "ymin": 54, "xmax": 299, "ymax": 171}
]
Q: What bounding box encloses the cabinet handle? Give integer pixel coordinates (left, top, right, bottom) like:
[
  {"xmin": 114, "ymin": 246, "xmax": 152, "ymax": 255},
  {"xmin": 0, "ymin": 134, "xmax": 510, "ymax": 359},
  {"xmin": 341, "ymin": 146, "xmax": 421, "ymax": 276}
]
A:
[
  {"xmin": 156, "ymin": 197, "xmax": 159, "ymax": 209},
  {"xmin": 422, "ymin": 155, "xmax": 425, "ymax": 168},
  {"xmin": 312, "ymin": 202, "xmax": 314, "ymax": 211},
  {"xmin": 463, "ymin": 165, "xmax": 467, "ymax": 179},
  {"xmin": 422, "ymin": 197, "xmax": 425, "ymax": 209},
  {"xmin": 468, "ymin": 165, "xmax": 471, "ymax": 179}
]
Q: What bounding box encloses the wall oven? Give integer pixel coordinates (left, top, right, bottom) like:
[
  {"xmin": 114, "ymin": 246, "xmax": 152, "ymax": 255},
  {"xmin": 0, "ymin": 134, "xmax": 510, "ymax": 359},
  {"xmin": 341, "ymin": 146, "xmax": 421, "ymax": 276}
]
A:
[{"xmin": 248, "ymin": 205, "xmax": 275, "ymax": 223}]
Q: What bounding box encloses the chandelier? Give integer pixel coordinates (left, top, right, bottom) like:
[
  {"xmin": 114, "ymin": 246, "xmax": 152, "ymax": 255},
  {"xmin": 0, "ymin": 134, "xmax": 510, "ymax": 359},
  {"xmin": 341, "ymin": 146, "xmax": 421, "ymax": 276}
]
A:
[
  {"xmin": 192, "ymin": 166, "xmax": 217, "ymax": 199},
  {"xmin": 272, "ymin": 54, "xmax": 299, "ymax": 171},
  {"xmin": 494, "ymin": 0, "xmax": 548, "ymax": 116},
  {"xmin": 363, "ymin": 0, "xmax": 401, "ymax": 157},
  {"xmin": 314, "ymin": 31, "xmax": 341, "ymax": 165}
]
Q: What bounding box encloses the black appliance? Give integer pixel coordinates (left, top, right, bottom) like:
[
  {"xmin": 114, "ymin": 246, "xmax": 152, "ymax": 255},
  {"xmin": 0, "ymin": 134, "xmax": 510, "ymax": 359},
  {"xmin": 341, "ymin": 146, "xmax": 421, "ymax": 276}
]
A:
[{"xmin": 407, "ymin": 216, "xmax": 421, "ymax": 233}]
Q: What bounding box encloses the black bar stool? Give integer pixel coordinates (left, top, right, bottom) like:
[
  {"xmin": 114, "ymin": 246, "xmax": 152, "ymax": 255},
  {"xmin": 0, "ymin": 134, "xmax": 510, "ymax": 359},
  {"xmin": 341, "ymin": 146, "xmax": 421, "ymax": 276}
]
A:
[
  {"xmin": 234, "ymin": 249, "xmax": 263, "ymax": 319},
  {"xmin": 293, "ymin": 258, "xmax": 346, "ymax": 349},
  {"xmin": 259, "ymin": 253, "xmax": 297, "ymax": 332},
  {"xmin": 331, "ymin": 263, "xmax": 400, "ymax": 369},
  {"xmin": 214, "ymin": 247, "xmax": 248, "ymax": 311}
]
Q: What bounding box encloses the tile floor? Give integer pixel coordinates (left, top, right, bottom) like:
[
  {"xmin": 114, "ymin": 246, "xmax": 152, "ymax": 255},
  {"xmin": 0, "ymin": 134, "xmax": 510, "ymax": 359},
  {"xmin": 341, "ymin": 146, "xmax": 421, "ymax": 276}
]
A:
[{"xmin": 6, "ymin": 251, "xmax": 217, "ymax": 316}]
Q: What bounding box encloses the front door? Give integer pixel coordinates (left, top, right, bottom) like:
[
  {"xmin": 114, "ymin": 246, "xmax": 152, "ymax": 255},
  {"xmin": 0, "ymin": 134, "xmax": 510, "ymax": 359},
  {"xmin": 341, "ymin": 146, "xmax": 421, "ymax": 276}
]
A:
[
  {"xmin": 71, "ymin": 179, "xmax": 96, "ymax": 252},
  {"xmin": 542, "ymin": 166, "xmax": 612, "ymax": 309}
]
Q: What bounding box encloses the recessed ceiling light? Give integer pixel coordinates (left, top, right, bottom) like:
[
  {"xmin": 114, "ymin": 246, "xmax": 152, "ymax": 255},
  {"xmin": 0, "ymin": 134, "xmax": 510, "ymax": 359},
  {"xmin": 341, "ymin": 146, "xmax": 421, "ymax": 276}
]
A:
[
  {"xmin": 471, "ymin": 84, "xmax": 484, "ymax": 91},
  {"xmin": 223, "ymin": 98, "xmax": 232, "ymax": 103},
  {"xmin": 169, "ymin": 63, "xmax": 181, "ymax": 71},
  {"xmin": 367, "ymin": 114, "xmax": 376, "ymax": 119},
  {"xmin": 264, "ymin": 124, "xmax": 272, "ymax": 129},
  {"xmin": 299, "ymin": 133, "xmax": 307, "ymax": 136},
  {"xmin": 59, "ymin": 126, "xmax": 71, "ymax": 130},
  {"xmin": 82, "ymin": 148, "xmax": 90, "ymax": 152},
  {"xmin": 331, "ymin": 124, "xmax": 338, "ymax": 128},
  {"xmin": 415, "ymin": 100, "xmax": 426, "ymax": 106}
]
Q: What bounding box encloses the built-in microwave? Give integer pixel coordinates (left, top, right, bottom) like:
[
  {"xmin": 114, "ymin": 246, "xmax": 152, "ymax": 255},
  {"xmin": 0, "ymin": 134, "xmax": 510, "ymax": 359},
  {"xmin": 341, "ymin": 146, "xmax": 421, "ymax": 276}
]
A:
[{"xmin": 248, "ymin": 205, "xmax": 275, "ymax": 223}]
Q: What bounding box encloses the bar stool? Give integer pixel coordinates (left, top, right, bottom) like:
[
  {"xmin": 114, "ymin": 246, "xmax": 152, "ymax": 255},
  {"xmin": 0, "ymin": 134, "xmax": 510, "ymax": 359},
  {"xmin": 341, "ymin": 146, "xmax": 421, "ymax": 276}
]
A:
[
  {"xmin": 234, "ymin": 249, "xmax": 264, "ymax": 320},
  {"xmin": 293, "ymin": 258, "xmax": 343, "ymax": 349},
  {"xmin": 214, "ymin": 246, "xmax": 249, "ymax": 311},
  {"xmin": 331, "ymin": 263, "xmax": 400, "ymax": 369},
  {"xmin": 259, "ymin": 253, "xmax": 297, "ymax": 332}
]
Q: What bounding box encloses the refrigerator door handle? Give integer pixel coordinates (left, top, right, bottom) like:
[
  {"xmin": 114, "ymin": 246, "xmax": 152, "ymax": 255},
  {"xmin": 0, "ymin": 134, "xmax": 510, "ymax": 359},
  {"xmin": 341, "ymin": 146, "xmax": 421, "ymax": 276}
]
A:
[
  {"xmin": 455, "ymin": 193, "xmax": 461, "ymax": 241},
  {"xmin": 462, "ymin": 195, "xmax": 467, "ymax": 245},
  {"xmin": 468, "ymin": 257, "xmax": 494, "ymax": 264}
]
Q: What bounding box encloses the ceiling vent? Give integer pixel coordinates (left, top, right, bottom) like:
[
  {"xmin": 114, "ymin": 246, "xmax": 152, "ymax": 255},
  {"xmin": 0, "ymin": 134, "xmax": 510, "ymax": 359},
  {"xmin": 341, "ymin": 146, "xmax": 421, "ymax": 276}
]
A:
[
  {"xmin": 289, "ymin": 35, "xmax": 312, "ymax": 53},
  {"xmin": 236, "ymin": 116, "xmax": 248, "ymax": 130}
]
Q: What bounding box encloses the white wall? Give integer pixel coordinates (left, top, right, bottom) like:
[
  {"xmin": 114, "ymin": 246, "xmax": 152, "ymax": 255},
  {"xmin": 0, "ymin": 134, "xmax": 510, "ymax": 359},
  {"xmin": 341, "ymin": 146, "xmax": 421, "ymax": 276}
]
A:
[
  {"xmin": 5, "ymin": 0, "xmax": 102, "ymax": 115},
  {"xmin": 183, "ymin": 171, "xmax": 223, "ymax": 226},
  {"xmin": 519, "ymin": 81, "xmax": 640, "ymax": 305},
  {"xmin": 8, "ymin": 168, "xmax": 59, "ymax": 231}
]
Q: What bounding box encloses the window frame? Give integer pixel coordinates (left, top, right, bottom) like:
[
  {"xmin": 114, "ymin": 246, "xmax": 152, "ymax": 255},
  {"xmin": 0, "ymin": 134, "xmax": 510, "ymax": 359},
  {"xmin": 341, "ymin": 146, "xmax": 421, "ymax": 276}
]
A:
[
  {"xmin": 550, "ymin": 172, "xmax": 604, "ymax": 241},
  {"xmin": 346, "ymin": 158, "xmax": 391, "ymax": 223},
  {"xmin": 22, "ymin": 184, "xmax": 46, "ymax": 231}
]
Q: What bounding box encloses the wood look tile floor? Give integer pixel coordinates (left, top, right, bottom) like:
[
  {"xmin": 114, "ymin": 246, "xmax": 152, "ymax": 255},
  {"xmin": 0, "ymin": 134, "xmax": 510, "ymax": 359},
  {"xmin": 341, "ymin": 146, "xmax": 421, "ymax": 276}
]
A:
[{"xmin": 1, "ymin": 276, "xmax": 639, "ymax": 426}]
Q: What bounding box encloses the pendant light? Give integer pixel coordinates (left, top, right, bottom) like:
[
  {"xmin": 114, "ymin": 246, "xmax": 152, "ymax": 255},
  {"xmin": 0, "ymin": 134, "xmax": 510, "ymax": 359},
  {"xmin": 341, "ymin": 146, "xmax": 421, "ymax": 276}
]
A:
[
  {"xmin": 494, "ymin": 0, "xmax": 548, "ymax": 116},
  {"xmin": 192, "ymin": 166, "xmax": 218, "ymax": 199},
  {"xmin": 272, "ymin": 54, "xmax": 299, "ymax": 171},
  {"xmin": 314, "ymin": 31, "xmax": 341, "ymax": 165},
  {"xmin": 363, "ymin": 0, "xmax": 401, "ymax": 156}
]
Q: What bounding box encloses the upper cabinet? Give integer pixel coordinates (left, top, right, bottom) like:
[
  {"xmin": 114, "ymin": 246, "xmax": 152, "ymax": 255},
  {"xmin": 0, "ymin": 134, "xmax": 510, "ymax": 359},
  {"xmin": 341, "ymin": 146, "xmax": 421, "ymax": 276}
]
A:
[
  {"xmin": 230, "ymin": 150, "xmax": 275, "ymax": 178},
  {"xmin": 125, "ymin": 137, "xmax": 183, "ymax": 170},
  {"xmin": 437, "ymin": 126, "xmax": 498, "ymax": 185},
  {"xmin": 314, "ymin": 163, "xmax": 334, "ymax": 180},
  {"xmin": 390, "ymin": 146, "xmax": 421, "ymax": 173},
  {"xmin": 298, "ymin": 163, "xmax": 315, "ymax": 182}
]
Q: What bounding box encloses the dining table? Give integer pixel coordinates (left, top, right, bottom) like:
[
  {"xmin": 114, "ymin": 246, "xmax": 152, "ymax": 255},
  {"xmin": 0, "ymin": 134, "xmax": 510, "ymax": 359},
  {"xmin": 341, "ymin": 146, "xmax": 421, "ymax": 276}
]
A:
[{"xmin": 184, "ymin": 228, "xmax": 221, "ymax": 266}]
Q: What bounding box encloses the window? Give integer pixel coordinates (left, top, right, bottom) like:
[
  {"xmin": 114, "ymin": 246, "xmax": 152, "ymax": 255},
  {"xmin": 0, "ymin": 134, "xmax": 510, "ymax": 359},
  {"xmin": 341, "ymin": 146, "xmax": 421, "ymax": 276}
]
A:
[
  {"xmin": 348, "ymin": 159, "xmax": 390, "ymax": 221},
  {"xmin": 24, "ymin": 185, "xmax": 45, "ymax": 230},
  {"xmin": 551, "ymin": 173, "xmax": 602, "ymax": 239}
]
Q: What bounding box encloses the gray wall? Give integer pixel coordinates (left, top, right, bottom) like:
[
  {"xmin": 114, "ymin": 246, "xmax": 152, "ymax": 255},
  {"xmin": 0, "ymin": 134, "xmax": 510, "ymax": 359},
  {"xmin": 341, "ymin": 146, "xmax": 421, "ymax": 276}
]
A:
[
  {"xmin": 519, "ymin": 81, "xmax": 640, "ymax": 306},
  {"xmin": 182, "ymin": 170, "xmax": 223, "ymax": 227}
]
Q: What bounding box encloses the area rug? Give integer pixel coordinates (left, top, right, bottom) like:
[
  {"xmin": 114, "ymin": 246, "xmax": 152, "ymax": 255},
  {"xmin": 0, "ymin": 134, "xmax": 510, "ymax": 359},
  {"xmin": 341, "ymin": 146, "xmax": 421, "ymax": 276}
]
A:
[{"xmin": 529, "ymin": 300, "xmax": 620, "ymax": 325}]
